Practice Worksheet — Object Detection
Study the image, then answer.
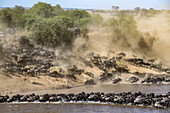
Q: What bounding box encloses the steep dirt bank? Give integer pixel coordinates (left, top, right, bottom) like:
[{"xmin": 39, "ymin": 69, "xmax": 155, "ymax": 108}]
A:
[
  {"xmin": 0, "ymin": 48, "xmax": 170, "ymax": 95},
  {"xmin": 0, "ymin": 70, "xmax": 85, "ymax": 95}
]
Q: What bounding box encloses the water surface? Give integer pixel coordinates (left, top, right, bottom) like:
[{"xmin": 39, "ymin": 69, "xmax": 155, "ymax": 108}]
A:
[{"xmin": 0, "ymin": 103, "xmax": 169, "ymax": 113}]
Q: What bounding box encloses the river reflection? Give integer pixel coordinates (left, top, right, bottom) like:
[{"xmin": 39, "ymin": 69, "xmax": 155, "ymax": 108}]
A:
[{"xmin": 0, "ymin": 103, "xmax": 169, "ymax": 113}]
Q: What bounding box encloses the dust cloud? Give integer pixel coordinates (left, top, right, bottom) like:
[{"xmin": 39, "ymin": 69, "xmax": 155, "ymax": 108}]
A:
[
  {"xmin": 71, "ymin": 12, "xmax": 170, "ymax": 66},
  {"xmin": 0, "ymin": 11, "xmax": 170, "ymax": 66},
  {"xmin": 136, "ymin": 12, "xmax": 170, "ymax": 65}
]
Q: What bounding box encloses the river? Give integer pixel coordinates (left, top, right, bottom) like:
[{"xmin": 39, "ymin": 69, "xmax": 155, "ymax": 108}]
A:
[{"xmin": 1, "ymin": 84, "xmax": 170, "ymax": 113}]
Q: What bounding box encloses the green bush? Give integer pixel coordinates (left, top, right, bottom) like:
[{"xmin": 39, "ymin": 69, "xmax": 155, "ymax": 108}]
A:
[
  {"xmin": 104, "ymin": 12, "xmax": 155, "ymax": 51},
  {"xmin": 0, "ymin": 2, "xmax": 154, "ymax": 51},
  {"xmin": 0, "ymin": 6, "xmax": 25, "ymax": 29},
  {"xmin": 31, "ymin": 18, "xmax": 75, "ymax": 47},
  {"xmin": 29, "ymin": 2, "xmax": 53, "ymax": 18},
  {"xmin": 0, "ymin": 2, "xmax": 92, "ymax": 47}
]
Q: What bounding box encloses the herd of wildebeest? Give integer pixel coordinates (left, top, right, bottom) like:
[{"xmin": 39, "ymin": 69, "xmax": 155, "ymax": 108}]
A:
[
  {"xmin": 0, "ymin": 35, "xmax": 170, "ymax": 109},
  {"xmin": 0, "ymin": 36, "xmax": 170, "ymax": 85}
]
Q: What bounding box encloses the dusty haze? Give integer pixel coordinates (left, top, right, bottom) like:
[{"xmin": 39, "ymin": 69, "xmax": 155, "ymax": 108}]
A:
[
  {"xmin": 136, "ymin": 12, "xmax": 170, "ymax": 65},
  {"xmin": 1, "ymin": 11, "xmax": 170, "ymax": 66},
  {"xmin": 72, "ymin": 12, "xmax": 170, "ymax": 66}
]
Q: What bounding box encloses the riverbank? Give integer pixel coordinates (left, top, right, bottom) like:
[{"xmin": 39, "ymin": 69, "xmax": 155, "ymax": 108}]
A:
[
  {"xmin": 8, "ymin": 84, "xmax": 170, "ymax": 96},
  {"xmin": 0, "ymin": 68, "xmax": 170, "ymax": 95}
]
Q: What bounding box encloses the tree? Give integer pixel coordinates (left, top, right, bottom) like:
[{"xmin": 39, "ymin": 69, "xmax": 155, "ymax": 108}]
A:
[
  {"xmin": 31, "ymin": 18, "xmax": 76, "ymax": 47},
  {"xmin": 23, "ymin": 13, "xmax": 45, "ymax": 30},
  {"xmin": 29, "ymin": 2, "xmax": 53, "ymax": 18},
  {"xmin": 0, "ymin": 8, "xmax": 13, "ymax": 27},
  {"xmin": 112, "ymin": 6, "xmax": 119, "ymax": 11},
  {"xmin": 141, "ymin": 8, "xmax": 148, "ymax": 16},
  {"xmin": 0, "ymin": 3, "xmax": 92, "ymax": 48},
  {"xmin": 149, "ymin": 8, "xmax": 157, "ymax": 15},
  {"xmin": 106, "ymin": 12, "xmax": 141, "ymax": 50},
  {"xmin": 53, "ymin": 4, "xmax": 64, "ymax": 16},
  {"xmin": 71, "ymin": 9, "xmax": 90, "ymax": 19},
  {"xmin": 55, "ymin": 16, "xmax": 73, "ymax": 28},
  {"xmin": 0, "ymin": 6, "xmax": 25, "ymax": 28},
  {"xmin": 149, "ymin": 8, "xmax": 154, "ymax": 11},
  {"xmin": 11, "ymin": 6, "xmax": 25, "ymax": 28},
  {"xmin": 134, "ymin": 7, "xmax": 140, "ymax": 14}
]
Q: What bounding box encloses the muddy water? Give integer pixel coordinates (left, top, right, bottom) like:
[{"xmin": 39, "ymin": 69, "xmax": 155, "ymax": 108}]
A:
[
  {"xmin": 0, "ymin": 103, "xmax": 169, "ymax": 113},
  {"xmin": 1, "ymin": 84, "xmax": 170, "ymax": 113}
]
